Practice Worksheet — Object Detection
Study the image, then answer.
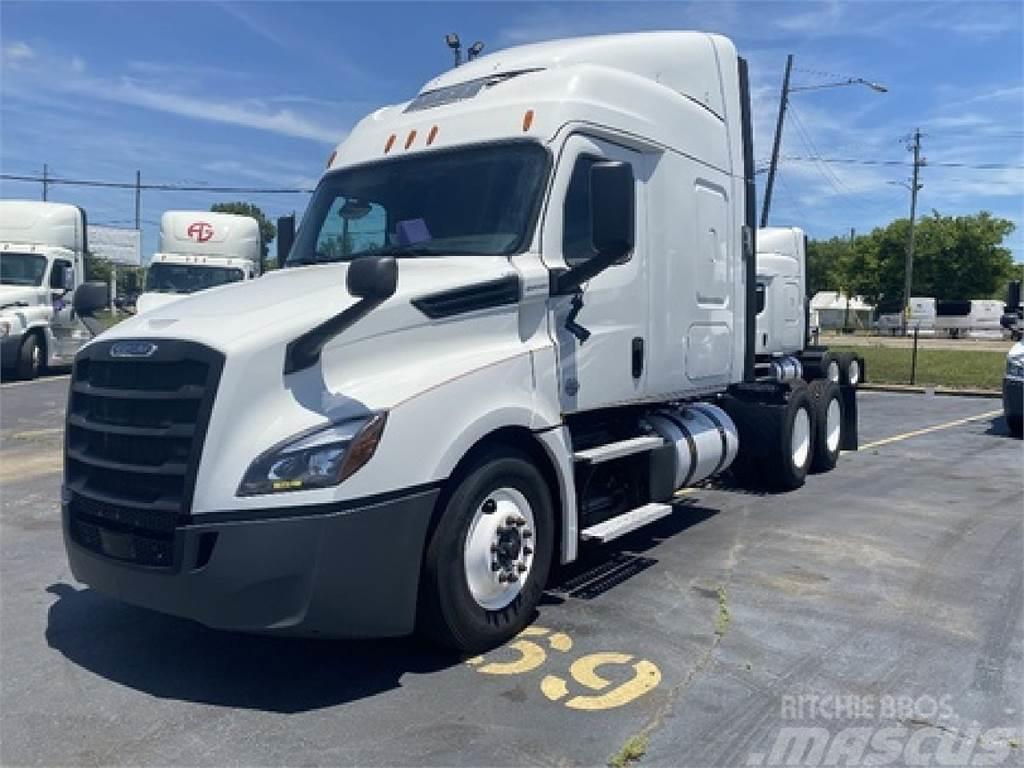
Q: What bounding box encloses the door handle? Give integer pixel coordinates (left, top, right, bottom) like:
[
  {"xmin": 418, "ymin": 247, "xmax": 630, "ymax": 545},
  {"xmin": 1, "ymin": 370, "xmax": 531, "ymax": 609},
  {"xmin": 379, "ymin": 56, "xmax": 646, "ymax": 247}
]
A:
[{"xmin": 631, "ymin": 337, "xmax": 644, "ymax": 378}]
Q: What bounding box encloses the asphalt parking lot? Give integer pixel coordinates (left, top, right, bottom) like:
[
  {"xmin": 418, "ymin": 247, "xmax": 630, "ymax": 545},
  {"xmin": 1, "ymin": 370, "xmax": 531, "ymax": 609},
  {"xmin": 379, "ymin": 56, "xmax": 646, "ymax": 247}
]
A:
[{"xmin": 1, "ymin": 377, "xmax": 1021, "ymax": 767}]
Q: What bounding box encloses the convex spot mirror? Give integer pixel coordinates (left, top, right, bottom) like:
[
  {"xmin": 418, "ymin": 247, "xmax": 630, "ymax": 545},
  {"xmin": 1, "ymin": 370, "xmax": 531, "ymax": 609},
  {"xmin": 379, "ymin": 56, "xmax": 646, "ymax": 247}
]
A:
[{"xmin": 347, "ymin": 255, "xmax": 398, "ymax": 301}]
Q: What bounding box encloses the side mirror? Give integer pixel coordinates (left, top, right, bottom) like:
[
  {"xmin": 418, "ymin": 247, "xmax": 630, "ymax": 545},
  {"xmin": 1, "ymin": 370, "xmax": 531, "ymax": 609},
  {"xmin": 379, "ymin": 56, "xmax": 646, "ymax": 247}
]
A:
[
  {"xmin": 73, "ymin": 281, "xmax": 110, "ymax": 337},
  {"xmin": 590, "ymin": 160, "xmax": 635, "ymax": 258},
  {"xmin": 347, "ymin": 255, "xmax": 398, "ymax": 301},
  {"xmin": 277, "ymin": 215, "xmax": 296, "ymax": 265},
  {"xmin": 551, "ymin": 160, "xmax": 635, "ymax": 295}
]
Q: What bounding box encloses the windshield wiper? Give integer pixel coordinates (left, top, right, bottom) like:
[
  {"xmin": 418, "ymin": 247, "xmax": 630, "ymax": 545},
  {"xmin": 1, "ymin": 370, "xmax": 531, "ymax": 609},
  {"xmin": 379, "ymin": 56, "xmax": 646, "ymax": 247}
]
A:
[{"xmin": 289, "ymin": 246, "xmax": 447, "ymax": 266}]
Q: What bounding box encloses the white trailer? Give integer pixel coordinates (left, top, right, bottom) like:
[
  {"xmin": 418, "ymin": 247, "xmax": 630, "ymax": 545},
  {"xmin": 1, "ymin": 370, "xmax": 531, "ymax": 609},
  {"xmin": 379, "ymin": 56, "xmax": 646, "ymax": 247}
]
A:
[
  {"xmin": 136, "ymin": 211, "xmax": 260, "ymax": 314},
  {"xmin": 64, "ymin": 32, "xmax": 861, "ymax": 652},
  {"xmin": 755, "ymin": 226, "xmax": 862, "ymax": 385},
  {"xmin": 0, "ymin": 201, "xmax": 92, "ymax": 379}
]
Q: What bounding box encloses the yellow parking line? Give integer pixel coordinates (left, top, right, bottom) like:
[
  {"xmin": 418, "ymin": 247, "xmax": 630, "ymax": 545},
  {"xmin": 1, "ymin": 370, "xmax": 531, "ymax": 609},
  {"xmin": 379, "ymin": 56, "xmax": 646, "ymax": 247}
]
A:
[{"xmin": 859, "ymin": 409, "xmax": 1002, "ymax": 451}]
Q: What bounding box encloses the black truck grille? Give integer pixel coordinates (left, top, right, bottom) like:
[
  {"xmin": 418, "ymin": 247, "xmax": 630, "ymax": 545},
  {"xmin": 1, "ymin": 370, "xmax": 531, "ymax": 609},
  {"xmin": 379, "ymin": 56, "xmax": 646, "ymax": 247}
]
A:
[{"xmin": 65, "ymin": 340, "xmax": 224, "ymax": 569}]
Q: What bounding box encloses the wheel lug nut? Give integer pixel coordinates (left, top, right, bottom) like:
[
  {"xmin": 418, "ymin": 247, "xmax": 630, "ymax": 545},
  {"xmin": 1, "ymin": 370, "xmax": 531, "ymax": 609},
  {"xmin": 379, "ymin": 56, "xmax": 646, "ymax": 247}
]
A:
[
  {"xmin": 507, "ymin": 573, "xmax": 519, "ymax": 583},
  {"xmin": 483, "ymin": 499, "xmax": 496, "ymax": 514},
  {"xmin": 522, "ymin": 530, "xmax": 532, "ymax": 539},
  {"xmin": 523, "ymin": 546, "xmax": 533, "ymax": 555},
  {"xmin": 505, "ymin": 516, "xmax": 518, "ymax": 526},
  {"xmin": 491, "ymin": 562, "xmax": 501, "ymax": 571},
  {"xmin": 490, "ymin": 544, "xmax": 499, "ymax": 553},
  {"xmin": 516, "ymin": 517, "xmax": 526, "ymax": 526},
  {"xmin": 517, "ymin": 563, "xmax": 527, "ymax": 573},
  {"xmin": 498, "ymin": 573, "xmax": 509, "ymax": 583}
]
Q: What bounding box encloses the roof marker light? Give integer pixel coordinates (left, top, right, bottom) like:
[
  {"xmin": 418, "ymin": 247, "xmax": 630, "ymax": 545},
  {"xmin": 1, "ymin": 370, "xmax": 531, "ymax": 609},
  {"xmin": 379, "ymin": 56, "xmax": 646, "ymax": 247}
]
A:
[
  {"xmin": 427, "ymin": 126, "xmax": 439, "ymax": 145},
  {"xmin": 384, "ymin": 134, "xmax": 396, "ymax": 153},
  {"xmin": 326, "ymin": 150, "xmax": 337, "ymax": 168},
  {"xmin": 522, "ymin": 109, "xmax": 534, "ymax": 132},
  {"xmin": 405, "ymin": 129, "xmax": 417, "ymax": 149}
]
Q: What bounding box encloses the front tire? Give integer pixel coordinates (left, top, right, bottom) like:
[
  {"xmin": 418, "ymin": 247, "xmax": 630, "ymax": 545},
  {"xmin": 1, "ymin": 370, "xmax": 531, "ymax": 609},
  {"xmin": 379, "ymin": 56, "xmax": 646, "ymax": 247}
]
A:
[
  {"xmin": 15, "ymin": 333, "xmax": 41, "ymax": 380},
  {"xmin": 419, "ymin": 447, "xmax": 554, "ymax": 653}
]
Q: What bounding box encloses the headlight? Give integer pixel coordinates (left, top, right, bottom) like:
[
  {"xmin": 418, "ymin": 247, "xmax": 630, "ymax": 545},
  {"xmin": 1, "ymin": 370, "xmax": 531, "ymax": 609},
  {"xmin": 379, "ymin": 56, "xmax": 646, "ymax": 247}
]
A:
[
  {"xmin": 238, "ymin": 412, "xmax": 387, "ymax": 496},
  {"xmin": 1008, "ymin": 358, "xmax": 1024, "ymax": 378},
  {"xmin": 0, "ymin": 320, "xmax": 10, "ymax": 338}
]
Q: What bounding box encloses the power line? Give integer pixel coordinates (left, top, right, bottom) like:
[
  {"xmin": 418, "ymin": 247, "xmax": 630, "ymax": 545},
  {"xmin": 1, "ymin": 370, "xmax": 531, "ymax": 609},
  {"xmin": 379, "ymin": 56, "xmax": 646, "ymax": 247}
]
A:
[
  {"xmin": 0, "ymin": 173, "xmax": 314, "ymax": 194},
  {"xmin": 780, "ymin": 156, "xmax": 1024, "ymax": 170},
  {"xmin": 787, "ymin": 104, "xmax": 874, "ymax": 212}
]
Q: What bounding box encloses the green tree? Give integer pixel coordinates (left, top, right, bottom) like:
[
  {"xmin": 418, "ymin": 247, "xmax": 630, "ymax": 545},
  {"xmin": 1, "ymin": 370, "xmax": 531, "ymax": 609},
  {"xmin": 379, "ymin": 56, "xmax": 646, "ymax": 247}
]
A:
[{"xmin": 209, "ymin": 201, "xmax": 277, "ymax": 268}]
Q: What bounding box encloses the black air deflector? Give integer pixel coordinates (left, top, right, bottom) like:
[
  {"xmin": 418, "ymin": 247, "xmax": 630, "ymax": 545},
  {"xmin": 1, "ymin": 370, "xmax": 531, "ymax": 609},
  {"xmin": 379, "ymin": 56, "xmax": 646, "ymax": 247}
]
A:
[{"xmin": 412, "ymin": 276, "xmax": 521, "ymax": 319}]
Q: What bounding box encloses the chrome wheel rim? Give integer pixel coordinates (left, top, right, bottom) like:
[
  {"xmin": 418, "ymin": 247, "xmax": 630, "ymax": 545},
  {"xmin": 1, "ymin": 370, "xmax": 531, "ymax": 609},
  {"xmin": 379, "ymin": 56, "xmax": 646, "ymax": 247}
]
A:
[
  {"xmin": 464, "ymin": 487, "xmax": 535, "ymax": 611},
  {"xmin": 847, "ymin": 360, "xmax": 860, "ymax": 385},
  {"xmin": 791, "ymin": 407, "xmax": 811, "ymax": 469},
  {"xmin": 826, "ymin": 398, "xmax": 842, "ymax": 453},
  {"xmin": 827, "ymin": 359, "xmax": 840, "ymax": 383}
]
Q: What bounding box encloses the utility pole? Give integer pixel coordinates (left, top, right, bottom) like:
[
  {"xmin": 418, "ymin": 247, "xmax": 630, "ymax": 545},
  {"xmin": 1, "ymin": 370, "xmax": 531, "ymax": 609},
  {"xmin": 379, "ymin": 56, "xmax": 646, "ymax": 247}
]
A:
[
  {"xmin": 901, "ymin": 129, "xmax": 924, "ymax": 334},
  {"xmin": 845, "ymin": 227, "xmax": 855, "ymax": 331},
  {"xmin": 42, "ymin": 164, "xmax": 49, "ymax": 201},
  {"xmin": 134, "ymin": 170, "xmax": 141, "ymax": 230},
  {"xmin": 761, "ymin": 54, "xmax": 793, "ymax": 229}
]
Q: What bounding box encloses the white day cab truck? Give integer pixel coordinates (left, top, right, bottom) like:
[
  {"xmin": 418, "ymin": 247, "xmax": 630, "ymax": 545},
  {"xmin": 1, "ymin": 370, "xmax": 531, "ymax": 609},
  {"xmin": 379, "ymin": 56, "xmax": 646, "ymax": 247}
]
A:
[
  {"xmin": 135, "ymin": 211, "xmax": 260, "ymax": 314},
  {"xmin": 0, "ymin": 200, "xmax": 92, "ymax": 380},
  {"xmin": 755, "ymin": 226, "xmax": 863, "ymax": 386},
  {"xmin": 65, "ymin": 32, "xmax": 864, "ymax": 652}
]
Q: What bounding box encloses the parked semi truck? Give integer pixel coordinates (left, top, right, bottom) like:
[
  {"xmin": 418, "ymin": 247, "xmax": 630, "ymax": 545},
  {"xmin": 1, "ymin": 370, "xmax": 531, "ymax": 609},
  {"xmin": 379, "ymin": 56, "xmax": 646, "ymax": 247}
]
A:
[
  {"xmin": 65, "ymin": 32, "xmax": 862, "ymax": 652},
  {"xmin": 755, "ymin": 226, "xmax": 861, "ymax": 385},
  {"xmin": 0, "ymin": 200, "xmax": 91, "ymax": 379},
  {"xmin": 135, "ymin": 211, "xmax": 260, "ymax": 314}
]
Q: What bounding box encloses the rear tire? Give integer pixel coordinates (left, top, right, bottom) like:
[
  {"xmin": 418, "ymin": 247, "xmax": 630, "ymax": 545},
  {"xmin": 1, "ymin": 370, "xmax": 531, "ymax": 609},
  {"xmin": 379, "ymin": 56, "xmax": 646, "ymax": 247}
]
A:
[
  {"xmin": 836, "ymin": 353, "xmax": 861, "ymax": 387},
  {"xmin": 419, "ymin": 447, "xmax": 554, "ymax": 653},
  {"xmin": 726, "ymin": 386, "xmax": 814, "ymax": 491},
  {"xmin": 808, "ymin": 379, "xmax": 843, "ymax": 472},
  {"xmin": 15, "ymin": 333, "xmax": 41, "ymax": 380}
]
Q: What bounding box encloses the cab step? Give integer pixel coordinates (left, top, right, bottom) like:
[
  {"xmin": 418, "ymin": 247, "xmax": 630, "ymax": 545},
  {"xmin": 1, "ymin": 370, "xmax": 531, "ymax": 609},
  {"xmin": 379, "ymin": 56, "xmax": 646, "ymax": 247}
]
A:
[
  {"xmin": 573, "ymin": 436, "xmax": 664, "ymax": 465},
  {"xmin": 580, "ymin": 502, "xmax": 673, "ymax": 543}
]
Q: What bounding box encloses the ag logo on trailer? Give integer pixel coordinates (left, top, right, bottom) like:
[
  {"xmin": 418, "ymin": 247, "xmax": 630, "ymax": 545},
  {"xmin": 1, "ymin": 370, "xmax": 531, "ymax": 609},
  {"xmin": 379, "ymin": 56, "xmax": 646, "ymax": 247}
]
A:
[
  {"xmin": 187, "ymin": 222, "xmax": 215, "ymax": 243},
  {"xmin": 110, "ymin": 341, "xmax": 158, "ymax": 358}
]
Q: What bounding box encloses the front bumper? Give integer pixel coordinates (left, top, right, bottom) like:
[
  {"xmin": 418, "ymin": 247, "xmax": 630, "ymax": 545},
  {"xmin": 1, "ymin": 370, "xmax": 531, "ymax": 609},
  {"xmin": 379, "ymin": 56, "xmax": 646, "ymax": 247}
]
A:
[
  {"xmin": 1003, "ymin": 376, "xmax": 1023, "ymax": 420},
  {"xmin": 63, "ymin": 485, "xmax": 440, "ymax": 637},
  {"xmin": 1, "ymin": 333, "xmax": 22, "ymax": 367}
]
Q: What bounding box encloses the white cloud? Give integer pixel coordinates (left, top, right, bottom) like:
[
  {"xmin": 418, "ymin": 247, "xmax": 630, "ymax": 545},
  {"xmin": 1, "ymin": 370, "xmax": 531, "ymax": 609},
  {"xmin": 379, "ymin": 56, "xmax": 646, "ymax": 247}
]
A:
[{"xmin": 2, "ymin": 41, "xmax": 34, "ymax": 63}]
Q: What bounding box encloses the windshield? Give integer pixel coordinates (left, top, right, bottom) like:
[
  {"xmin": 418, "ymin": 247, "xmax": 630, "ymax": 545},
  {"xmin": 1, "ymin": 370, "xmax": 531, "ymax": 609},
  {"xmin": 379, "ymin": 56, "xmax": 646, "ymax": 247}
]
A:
[
  {"xmin": 1, "ymin": 252, "xmax": 48, "ymax": 287},
  {"xmin": 145, "ymin": 263, "xmax": 245, "ymax": 294},
  {"xmin": 287, "ymin": 141, "xmax": 549, "ymax": 265}
]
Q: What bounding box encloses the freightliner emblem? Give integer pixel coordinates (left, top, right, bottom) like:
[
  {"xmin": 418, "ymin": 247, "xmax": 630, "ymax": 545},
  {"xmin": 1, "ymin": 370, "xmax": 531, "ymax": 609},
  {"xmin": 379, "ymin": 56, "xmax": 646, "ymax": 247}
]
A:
[{"xmin": 109, "ymin": 341, "xmax": 158, "ymax": 358}]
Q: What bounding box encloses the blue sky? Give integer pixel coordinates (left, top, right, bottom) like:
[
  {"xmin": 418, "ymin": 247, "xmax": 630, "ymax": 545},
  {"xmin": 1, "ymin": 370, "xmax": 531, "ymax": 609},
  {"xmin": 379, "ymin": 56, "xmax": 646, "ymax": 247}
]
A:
[{"xmin": 2, "ymin": 1, "xmax": 1022, "ymax": 262}]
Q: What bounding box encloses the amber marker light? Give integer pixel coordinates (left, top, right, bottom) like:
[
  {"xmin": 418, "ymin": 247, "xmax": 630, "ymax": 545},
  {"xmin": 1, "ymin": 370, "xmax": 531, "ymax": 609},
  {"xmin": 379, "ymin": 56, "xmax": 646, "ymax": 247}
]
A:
[
  {"xmin": 384, "ymin": 134, "xmax": 396, "ymax": 153},
  {"xmin": 522, "ymin": 109, "xmax": 535, "ymax": 132},
  {"xmin": 427, "ymin": 126, "xmax": 439, "ymax": 145}
]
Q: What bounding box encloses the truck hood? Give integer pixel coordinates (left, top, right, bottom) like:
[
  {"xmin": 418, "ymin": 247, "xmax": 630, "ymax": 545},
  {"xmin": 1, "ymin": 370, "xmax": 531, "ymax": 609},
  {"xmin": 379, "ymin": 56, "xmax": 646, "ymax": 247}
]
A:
[
  {"xmin": 0, "ymin": 284, "xmax": 47, "ymax": 311},
  {"xmin": 101, "ymin": 257, "xmax": 521, "ymax": 353},
  {"xmin": 136, "ymin": 291, "xmax": 186, "ymax": 315}
]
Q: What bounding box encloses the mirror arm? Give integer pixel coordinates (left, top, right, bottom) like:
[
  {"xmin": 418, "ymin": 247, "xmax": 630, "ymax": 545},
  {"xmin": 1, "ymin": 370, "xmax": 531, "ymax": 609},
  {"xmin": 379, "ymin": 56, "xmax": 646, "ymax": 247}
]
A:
[
  {"xmin": 563, "ymin": 291, "xmax": 591, "ymax": 343},
  {"xmin": 284, "ymin": 296, "xmax": 384, "ymax": 375},
  {"xmin": 549, "ymin": 249, "xmax": 619, "ymax": 296}
]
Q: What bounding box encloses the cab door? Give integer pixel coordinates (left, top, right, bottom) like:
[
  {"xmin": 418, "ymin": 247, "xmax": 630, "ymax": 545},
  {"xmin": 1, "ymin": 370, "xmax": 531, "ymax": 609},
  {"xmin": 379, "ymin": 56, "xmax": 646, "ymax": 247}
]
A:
[
  {"xmin": 542, "ymin": 134, "xmax": 652, "ymax": 413},
  {"xmin": 48, "ymin": 258, "xmax": 81, "ymax": 362}
]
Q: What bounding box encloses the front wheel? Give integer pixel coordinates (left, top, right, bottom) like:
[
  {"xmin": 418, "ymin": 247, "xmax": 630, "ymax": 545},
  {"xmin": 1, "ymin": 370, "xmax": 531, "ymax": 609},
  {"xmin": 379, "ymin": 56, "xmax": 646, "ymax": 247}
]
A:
[
  {"xmin": 419, "ymin": 448, "xmax": 554, "ymax": 653},
  {"xmin": 16, "ymin": 333, "xmax": 41, "ymax": 380}
]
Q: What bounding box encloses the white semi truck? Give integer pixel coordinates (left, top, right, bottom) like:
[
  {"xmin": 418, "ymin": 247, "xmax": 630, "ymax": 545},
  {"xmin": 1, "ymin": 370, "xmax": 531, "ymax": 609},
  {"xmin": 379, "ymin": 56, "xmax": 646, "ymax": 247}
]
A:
[
  {"xmin": 64, "ymin": 32, "xmax": 862, "ymax": 652},
  {"xmin": 0, "ymin": 200, "xmax": 92, "ymax": 379},
  {"xmin": 755, "ymin": 226, "xmax": 861, "ymax": 385},
  {"xmin": 136, "ymin": 211, "xmax": 260, "ymax": 314}
]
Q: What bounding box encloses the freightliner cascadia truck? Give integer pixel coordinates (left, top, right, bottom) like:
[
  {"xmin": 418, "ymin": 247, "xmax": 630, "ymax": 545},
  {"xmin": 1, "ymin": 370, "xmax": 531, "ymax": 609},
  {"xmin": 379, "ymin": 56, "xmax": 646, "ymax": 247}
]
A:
[
  {"xmin": 64, "ymin": 32, "xmax": 862, "ymax": 652},
  {"xmin": 755, "ymin": 226, "xmax": 862, "ymax": 385},
  {"xmin": 135, "ymin": 211, "xmax": 260, "ymax": 314},
  {"xmin": 0, "ymin": 200, "xmax": 92, "ymax": 380}
]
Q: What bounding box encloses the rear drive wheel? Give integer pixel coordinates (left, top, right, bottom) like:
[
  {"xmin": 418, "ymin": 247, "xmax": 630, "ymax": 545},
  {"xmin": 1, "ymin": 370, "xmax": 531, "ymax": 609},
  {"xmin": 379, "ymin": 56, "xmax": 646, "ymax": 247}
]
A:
[
  {"xmin": 837, "ymin": 353, "xmax": 861, "ymax": 387},
  {"xmin": 15, "ymin": 333, "xmax": 41, "ymax": 380},
  {"xmin": 808, "ymin": 379, "xmax": 843, "ymax": 472},
  {"xmin": 420, "ymin": 448, "xmax": 554, "ymax": 653},
  {"xmin": 725, "ymin": 386, "xmax": 814, "ymax": 491}
]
